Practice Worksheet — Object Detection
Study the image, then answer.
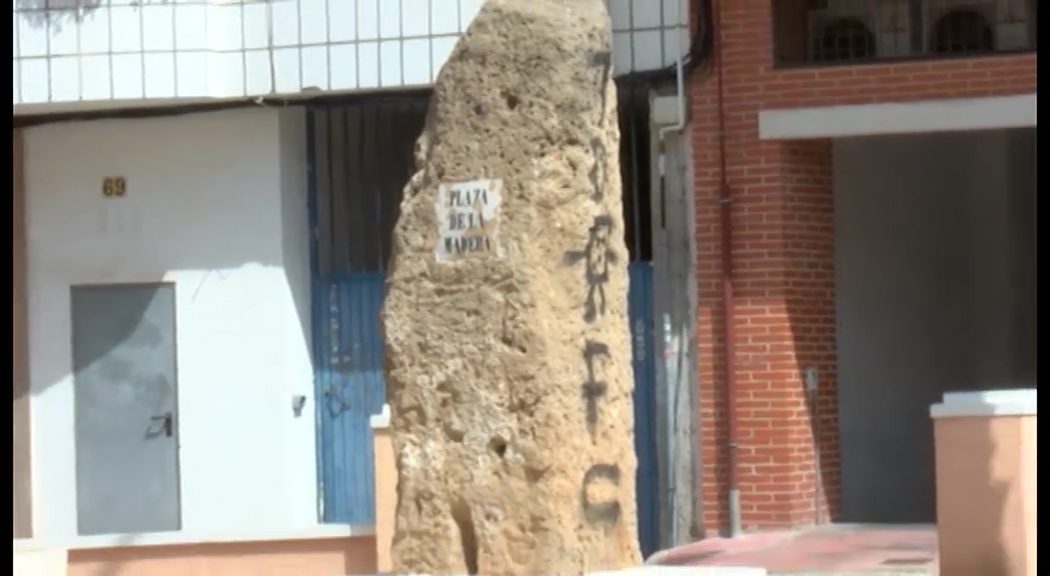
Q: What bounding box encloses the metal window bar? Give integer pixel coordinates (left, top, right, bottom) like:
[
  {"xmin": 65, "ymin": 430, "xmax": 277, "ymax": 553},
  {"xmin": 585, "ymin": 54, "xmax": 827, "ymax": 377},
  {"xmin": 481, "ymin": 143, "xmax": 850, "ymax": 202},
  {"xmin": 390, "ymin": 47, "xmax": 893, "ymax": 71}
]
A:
[
  {"xmin": 773, "ymin": 0, "xmax": 1037, "ymax": 67},
  {"xmin": 619, "ymin": 83, "xmax": 654, "ymax": 264},
  {"xmin": 313, "ymin": 97, "xmax": 429, "ymax": 276},
  {"xmin": 314, "ymin": 88, "xmax": 653, "ymax": 275}
]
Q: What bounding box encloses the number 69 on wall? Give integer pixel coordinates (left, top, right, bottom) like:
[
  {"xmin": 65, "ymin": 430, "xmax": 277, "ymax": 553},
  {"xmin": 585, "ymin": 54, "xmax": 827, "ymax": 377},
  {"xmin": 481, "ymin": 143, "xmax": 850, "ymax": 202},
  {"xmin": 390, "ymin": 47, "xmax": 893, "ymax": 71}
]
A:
[{"xmin": 102, "ymin": 176, "xmax": 127, "ymax": 198}]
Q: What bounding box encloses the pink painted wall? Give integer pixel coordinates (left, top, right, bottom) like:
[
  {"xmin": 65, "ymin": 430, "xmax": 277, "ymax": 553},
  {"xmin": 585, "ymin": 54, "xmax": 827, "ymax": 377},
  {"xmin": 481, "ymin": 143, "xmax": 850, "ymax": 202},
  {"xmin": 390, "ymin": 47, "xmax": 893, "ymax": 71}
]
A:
[
  {"xmin": 67, "ymin": 536, "xmax": 377, "ymax": 576},
  {"xmin": 935, "ymin": 413, "xmax": 1037, "ymax": 576},
  {"xmin": 373, "ymin": 422, "xmax": 395, "ymax": 573}
]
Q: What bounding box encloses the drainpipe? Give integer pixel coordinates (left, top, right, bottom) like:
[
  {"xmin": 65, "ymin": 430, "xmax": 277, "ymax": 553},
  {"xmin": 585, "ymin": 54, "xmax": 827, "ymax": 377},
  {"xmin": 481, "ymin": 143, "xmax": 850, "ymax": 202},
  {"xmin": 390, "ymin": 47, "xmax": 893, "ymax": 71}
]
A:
[
  {"xmin": 712, "ymin": 0, "xmax": 741, "ymax": 539},
  {"xmin": 655, "ymin": 0, "xmax": 689, "ymax": 549},
  {"xmin": 656, "ymin": 0, "xmax": 688, "ymax": 145}
]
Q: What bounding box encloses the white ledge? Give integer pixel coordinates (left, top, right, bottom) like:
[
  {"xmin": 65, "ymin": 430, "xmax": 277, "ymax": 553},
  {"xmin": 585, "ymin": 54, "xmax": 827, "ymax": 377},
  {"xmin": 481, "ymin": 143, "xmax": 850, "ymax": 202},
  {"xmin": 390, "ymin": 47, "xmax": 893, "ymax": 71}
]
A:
[
  {"xmin": 759, "ymin": 94, "xmax": 1037, "ymax": 140},
  {"xmin": 930, "ymin": 389, "xmax": 1037, "ymax": 419},
  {"xmin": 370, "ymin": 403, "xmax": 391, "ymax": 429},
  {"xmin": 15, "ymin": 523, "xmax": 374, "ymax": 551}
]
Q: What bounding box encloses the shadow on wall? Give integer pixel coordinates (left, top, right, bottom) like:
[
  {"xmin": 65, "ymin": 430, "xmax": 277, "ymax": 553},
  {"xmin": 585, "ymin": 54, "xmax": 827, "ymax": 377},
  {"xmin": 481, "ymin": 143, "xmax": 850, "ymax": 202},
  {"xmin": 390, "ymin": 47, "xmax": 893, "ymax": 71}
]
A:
[
  {"xmin": 696, "ymin": 135, "xmax": 841, "ymax": 534},
  {"xmin": 14, "ymin": 1, "xmax": 270, "ymax": 31},
  {"xmin": 21, "ymin": 107, "xmax": 311, "ymax": 422},
  {"xmin": 781, "ymin": 140, "xmax": 839, "ymax": 526},
  {"xmin": 16, "ymin": 1, "xmax": 127, "ymax": 30},
  {"xmin": 695, "ymin": 140, "xmax": 837, "ymax": 534},
  {"xmin": 934, "ymin": 410, "xmax": 1016, "ymax": 576},
  {"xmin": 19, "ymin": 269, "xmax": 312, "ymax": 432}
]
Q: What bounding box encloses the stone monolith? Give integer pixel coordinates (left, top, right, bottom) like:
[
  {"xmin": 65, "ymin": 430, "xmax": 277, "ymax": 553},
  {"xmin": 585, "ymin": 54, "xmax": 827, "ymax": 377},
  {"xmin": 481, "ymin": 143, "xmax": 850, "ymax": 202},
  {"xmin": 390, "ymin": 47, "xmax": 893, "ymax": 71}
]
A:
[{"xmin": 381, "ymin": 0, "xmax": 640, "ymax": 573}]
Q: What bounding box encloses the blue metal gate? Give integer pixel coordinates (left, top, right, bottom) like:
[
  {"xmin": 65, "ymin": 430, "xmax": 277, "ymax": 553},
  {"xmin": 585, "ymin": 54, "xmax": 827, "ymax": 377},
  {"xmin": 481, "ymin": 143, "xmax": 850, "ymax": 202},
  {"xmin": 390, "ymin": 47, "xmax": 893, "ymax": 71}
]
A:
[
  {"xmin": 628, "ymin": 262, "xmax": 659, "ymax": 557},
  {"xmin": 313, "ymin": 274, "xmax": 386, "ymax": 523},
  {"xmin": 307, "ymin": 94, "xmax": 661, "ymax": 542},
  {"xmin": 307, "ymin": 99, "xmax": 428, "ymax": 524},
  {"xmin": 622, "ymin": 84, "xmax": 661, "ymax": 558}
]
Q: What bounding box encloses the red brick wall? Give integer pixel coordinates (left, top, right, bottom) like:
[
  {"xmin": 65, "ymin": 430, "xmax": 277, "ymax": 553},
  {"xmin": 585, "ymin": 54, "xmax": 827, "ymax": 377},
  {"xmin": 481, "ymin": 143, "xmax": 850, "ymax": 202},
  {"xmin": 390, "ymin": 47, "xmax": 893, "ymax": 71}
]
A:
[{"xmin": 688, "ymin": 1, "xmax": 1036, "ymax": 534}]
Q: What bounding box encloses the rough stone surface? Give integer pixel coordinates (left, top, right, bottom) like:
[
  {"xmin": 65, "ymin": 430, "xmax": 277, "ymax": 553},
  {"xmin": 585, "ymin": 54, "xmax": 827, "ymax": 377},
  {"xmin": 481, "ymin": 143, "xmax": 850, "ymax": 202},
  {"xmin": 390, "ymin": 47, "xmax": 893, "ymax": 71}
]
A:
[{"xmin": 381, "ymin": 0, "xmax": 640, "ymax": 574}]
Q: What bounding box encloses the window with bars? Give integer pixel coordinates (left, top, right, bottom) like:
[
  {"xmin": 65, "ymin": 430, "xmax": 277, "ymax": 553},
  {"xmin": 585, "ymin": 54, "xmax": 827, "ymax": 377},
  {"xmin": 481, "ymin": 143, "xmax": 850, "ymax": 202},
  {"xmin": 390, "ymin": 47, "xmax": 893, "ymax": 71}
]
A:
[
  {"xmin": 773, "ymin": 0, "xmax": 1038, "ymax": 66},
  {"xmin": 931, "ymin": 10, "xmax": 995, "ymax": 53},
  {"xmin": 812, "ymin": 18, "xmax": 878, "ymax": 61}
]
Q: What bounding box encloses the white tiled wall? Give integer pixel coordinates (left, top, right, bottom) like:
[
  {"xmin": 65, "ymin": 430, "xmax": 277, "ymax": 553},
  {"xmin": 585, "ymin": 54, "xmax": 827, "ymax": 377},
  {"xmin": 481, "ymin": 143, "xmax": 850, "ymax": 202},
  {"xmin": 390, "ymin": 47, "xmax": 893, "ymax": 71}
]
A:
[{"xmin": 13, "ymin": 0, "xmax": 686, "ymax": 110}]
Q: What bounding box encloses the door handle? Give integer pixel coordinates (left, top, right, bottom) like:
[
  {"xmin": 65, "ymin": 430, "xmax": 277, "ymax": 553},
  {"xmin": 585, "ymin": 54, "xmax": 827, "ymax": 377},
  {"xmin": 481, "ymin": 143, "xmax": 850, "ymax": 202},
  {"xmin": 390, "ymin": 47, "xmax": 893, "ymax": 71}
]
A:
[{"xmin": 150, "ymin": 412, "xmax": 174, "ymax": 438}]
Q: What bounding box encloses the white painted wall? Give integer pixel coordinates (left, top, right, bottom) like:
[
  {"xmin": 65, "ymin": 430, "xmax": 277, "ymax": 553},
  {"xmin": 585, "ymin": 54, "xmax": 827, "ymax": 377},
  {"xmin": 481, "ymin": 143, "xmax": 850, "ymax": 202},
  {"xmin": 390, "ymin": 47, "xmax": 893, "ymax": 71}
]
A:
[
  {"xmin": 13, "ymin": 0, "xmax": 686, "ymax": 111},
  {"xmin": 835, "ymin": 128, "xmax": 1037, "ymax": 524},
  {"xmin": 24, "ymin": 107, "xmax": 327, "ymax": 546}
]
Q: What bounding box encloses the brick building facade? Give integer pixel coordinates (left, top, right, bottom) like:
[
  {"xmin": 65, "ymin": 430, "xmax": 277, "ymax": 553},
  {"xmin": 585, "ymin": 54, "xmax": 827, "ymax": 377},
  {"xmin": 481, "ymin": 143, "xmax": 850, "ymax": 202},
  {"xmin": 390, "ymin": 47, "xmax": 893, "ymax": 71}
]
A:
[{"xmin": 688, "ymin": 0, "xmax": 1036, "ymax": 534}]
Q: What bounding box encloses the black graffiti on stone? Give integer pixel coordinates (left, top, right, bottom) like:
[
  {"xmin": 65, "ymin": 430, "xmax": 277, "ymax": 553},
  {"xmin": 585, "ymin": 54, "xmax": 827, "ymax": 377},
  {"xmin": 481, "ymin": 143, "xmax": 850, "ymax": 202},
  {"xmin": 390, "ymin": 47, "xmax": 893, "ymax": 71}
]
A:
[
  {"xmin": 588, "ymin": 136, "xmax": 607, "ymax": 201},
  {"xmin": 587, "ymin": 50, "xmax": 612, "ymax": 202},
  {"xmin": 581, "ymin": 340, "xmax": 610, "ymax": 437},
  {"xmin": 562, "ymin": 214, "xmax": 619, "ymax": 323},
  {"xmin": 581, "ymin": 463, "xmax": 622, "ymax": 525}
]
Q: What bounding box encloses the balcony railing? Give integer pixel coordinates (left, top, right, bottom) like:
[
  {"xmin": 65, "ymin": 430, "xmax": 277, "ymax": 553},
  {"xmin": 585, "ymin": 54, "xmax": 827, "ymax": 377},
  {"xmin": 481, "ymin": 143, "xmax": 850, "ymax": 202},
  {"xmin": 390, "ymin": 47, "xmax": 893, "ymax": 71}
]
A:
[{"xmin": 772, "ymin": 0, "xmax": 1038, "ymax": 67}]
